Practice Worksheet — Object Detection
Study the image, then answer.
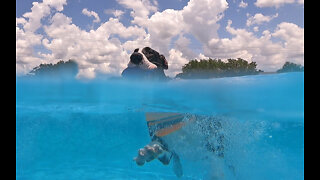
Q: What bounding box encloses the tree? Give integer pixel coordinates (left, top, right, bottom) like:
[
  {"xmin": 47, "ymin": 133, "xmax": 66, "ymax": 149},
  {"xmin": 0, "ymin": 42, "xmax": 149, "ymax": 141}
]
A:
[
  {"xmin": 276, "ymin": 61, "xmax": 304, "ymax": 73},
  {"xmin": 176, "ymin": 58, "xmax": 262, "ymax": 79},
  {"xmin": 28, "ymin": 59, "xmax": 78, "ymax": 78}
]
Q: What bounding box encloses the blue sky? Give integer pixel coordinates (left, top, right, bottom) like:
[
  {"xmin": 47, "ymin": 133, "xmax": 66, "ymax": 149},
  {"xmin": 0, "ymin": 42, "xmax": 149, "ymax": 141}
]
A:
[
  {"xmin": 16, "ymin": 0, "xmax": 303, "ymax": 37},
  {"xmin": 16, "ymin": 0, "xmax": 304, "ymax": 79}
]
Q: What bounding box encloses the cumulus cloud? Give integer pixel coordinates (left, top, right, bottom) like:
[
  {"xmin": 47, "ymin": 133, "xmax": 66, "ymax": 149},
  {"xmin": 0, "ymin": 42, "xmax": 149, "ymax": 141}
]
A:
[
  {"xmin": 246, "ymin": 13, "xmax": 278, "ymax": 26},
  {"xmin": 174, "ymin": 35, "xmax": 197, "ymax": 59},
  {"xmin": 16, "ymin": 0, "xmax": 230, "ymax": 78},
  {"xmin": 117, "ymin": 0, "xmax": 158, "ymax": 26},
  {"xmin": 104, "ymin": 9, "xmax": 125, "ymax": 19},
  {"xmin": 43, "ymin": 0, "xmax": 67, "ymax": 11},
  {"xmin": 239, "ymin": 0, "xmax": 248, "ymax": 8},
  {"xmin": 167, "ymin": 49, "xmax": 189, "ymax": 77},
  {"xmin": 41, "ymin": 13, "xmax": 148, "ymax": 79},
  {"xmin": 144, "ymin": 0, "xmax": 228, "ymax": 74},
  {"xmin": 204, "ymin": 20, "xmax": 303, "ymax": 71},
  {"xmin": 22, "ymin": 0, "xmax": 67, "ymax": 32},
  {"xmin": 181, "ymin": 0, "xmax": 228, "ymax": 44},
  {"xmin": 272, "ymin": 22, "xmax": 304, "ymax": 63},
  {"xmin": 147, "ymin": 9, "xmax": 184, "ymax": 54},
  {"xmin": 22, "ymin": 2, "xmax": 51, "ymax": 32},
  {"xmin": 255, "ymin": 0, "xmax": 302, "ymax": 8},
  {"xmin": 16, "ymin": 0, "xmax": 152, "ymax": 79},
  {"xmin": 16, "ymin": 0, "xmax": 303, "ymax": 79},
  {"xmin": 16, "ymin": 0, "xmax": 67, "ymax": 74},
  {"xmin": 82, "ymin": 8, "xmax": 100, "ymax": 23},
  {"xmin": 16, "ymin": 25, "xmax": 44, "ymax": 75}
]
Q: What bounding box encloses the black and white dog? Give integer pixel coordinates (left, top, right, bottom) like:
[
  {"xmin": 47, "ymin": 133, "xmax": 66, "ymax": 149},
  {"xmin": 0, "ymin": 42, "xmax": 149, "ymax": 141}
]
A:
[{"xmin": 122, "ymin": 47, "xmax": 169, "ymax": 79}]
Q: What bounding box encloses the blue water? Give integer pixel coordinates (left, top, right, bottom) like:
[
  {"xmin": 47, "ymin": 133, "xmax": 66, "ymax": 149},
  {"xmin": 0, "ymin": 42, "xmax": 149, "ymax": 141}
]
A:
[{"xmin": 16, "ymin": 72, "xmax": 304, "ymax": 180}]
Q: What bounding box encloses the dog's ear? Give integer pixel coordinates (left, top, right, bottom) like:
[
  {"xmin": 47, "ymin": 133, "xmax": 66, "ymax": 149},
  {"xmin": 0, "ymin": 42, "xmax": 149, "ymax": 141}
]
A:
[
  {"xmin": 134, "ymin": 48, "xmax": 139, "ymax": 52},
  {"xmin": 143, "ymin": 47, "xmax": 151, "ymax": 52},
  {"xmin": 160, "ymin": 55, "xmax": 168, "ymax": 69}
]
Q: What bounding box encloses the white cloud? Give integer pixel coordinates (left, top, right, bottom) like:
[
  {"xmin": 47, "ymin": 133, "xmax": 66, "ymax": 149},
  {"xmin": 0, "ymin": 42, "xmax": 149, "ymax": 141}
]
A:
[
  {"xmin": 16, "ymin": 19, "xmax": 44, "ymax": 75},
  {"xmin": 16, "ymin": 0, "xmax": 67, "ymax": 74},
  {"xmin": 147, "ymin": 9, "xmax": 184, "ymax": 54},
  {"xmin": 255, "ymin": 0, "xmax": 302, "ymax": 8},
  {"xmin": 16, "ymin": 0, "xmax": 152, "ymax": 79},
  {"xmin": 144, "ymin": 0, "xmax": 228, "ymax": 58},
  {"xmin": 122, "ymin": 34, "xmax": 152, "ymax": 53},
  {"xmin": 239, "ymin": 0, "xmax": 248, "ymax": 8},
  {"xmin": 204, "ymin": 20, "xmax": 303, "ymax": 71},
  {"xmin": 82, "ymin": 8, "xmax": 100, "ymax": 23},
  {"xmin": 272, "ymin": 22, "xmax": 304, "ymax": 64},
  {"xmin": 16, "ymin": 17, "xmax": 27, "ymax": 26},
  {"xmin": 167, "ymin": 49, "xmax": 189, "ymax": 77},
  {"xmin": 96, "ymin": 18, "xmax": 147, "ymax": 39},
  {"xmin": 117, "ymin": 0, "xmax": 158, "ymax": 26},
  {"xmin": 22, "ymin": 0, "xmax": 67, "ymax": 32},
  {"xmin": 43, "ymin": 0, "xmax": 67, "ymax": 11},
  {"xmin": 16, "ymin": 0, "xmax": 230, "ymax": 78},
  {"xmin": 174, "ymin": 35, "xmax": 197, "ymax": 59},
  {"xmin": 41, "ymin": 14, "xmax": 148, "ymax": 79},
  {"xmin": 22, "ymin": 2, "xmax": 51, "ymax": 32},
  {"xmin": 246, "ymin": 13, "xmax": 278, "ymax": 26},
  {"xmin": 111, "ymin": 0, "xmax": 229, "ymax": 77},
  {"xmin": 104, "ymin": 9, "xmax": 125, "ymax": 19},
  {"xmin": 181, "ymin": 0, "xmax": 228, "ymax": 44},
  {"xmin": 16, "ymin": 0, "xmax": 303, "ymax": 79}
]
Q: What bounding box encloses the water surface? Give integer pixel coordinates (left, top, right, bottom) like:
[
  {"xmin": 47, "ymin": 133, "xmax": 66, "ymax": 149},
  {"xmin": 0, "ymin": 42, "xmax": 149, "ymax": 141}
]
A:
[{"xmin": 16, "ymin": 72, "xmax": 304, "ymax": 179}]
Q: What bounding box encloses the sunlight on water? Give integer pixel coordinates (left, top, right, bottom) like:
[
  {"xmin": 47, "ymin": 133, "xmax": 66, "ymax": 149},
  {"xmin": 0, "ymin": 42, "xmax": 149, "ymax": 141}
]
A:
[{"xmin": 16, "ymin": 72, "xmax": 304, "ymax": 180}]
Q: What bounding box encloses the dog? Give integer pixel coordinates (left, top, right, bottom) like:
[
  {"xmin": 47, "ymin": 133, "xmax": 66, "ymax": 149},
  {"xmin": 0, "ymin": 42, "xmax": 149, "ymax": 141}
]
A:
[{"xmin": 122, "ymin": 47, "xmax": 169, "ymax": 80}]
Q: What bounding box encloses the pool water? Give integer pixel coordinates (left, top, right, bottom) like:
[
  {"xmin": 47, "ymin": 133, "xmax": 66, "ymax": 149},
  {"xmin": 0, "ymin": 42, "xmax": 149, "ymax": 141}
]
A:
[{"xmin": 16, "ymin": 72, "xmax": 304, "ymax": 180}]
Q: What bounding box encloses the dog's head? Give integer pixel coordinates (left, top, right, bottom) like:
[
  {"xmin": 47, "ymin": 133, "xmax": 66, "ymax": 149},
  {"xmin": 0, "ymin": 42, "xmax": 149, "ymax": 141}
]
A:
[{"xmin": 142, "ymin": 47, "xmax": 168, "ymax": 70}]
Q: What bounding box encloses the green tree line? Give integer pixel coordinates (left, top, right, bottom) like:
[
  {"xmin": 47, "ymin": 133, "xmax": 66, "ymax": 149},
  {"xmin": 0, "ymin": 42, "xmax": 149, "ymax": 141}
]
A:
[
  {"xmin": 276, "ymin": 61, "xmax": 304, "ymax": 73},
  {"xmin": 176, "ymin": 58, "xmax": 262, "ymax": 79},
  {"xmin": 27, "ymin": 58, "xmax": 303, "ymax": 79},
  {"xmin": 176, "ymin": 58, "xmax": 303, "ymax": 79},
  {"xmin": 28, "ymin": 59, "xmax": 78, "ymax": 77}
]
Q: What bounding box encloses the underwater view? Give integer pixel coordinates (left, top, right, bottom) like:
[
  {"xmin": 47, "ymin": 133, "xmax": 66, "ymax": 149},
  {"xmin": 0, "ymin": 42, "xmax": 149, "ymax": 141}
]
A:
[{"xmin": 16, "ymin": 72, "xmax": 304, "ymax": 180}]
